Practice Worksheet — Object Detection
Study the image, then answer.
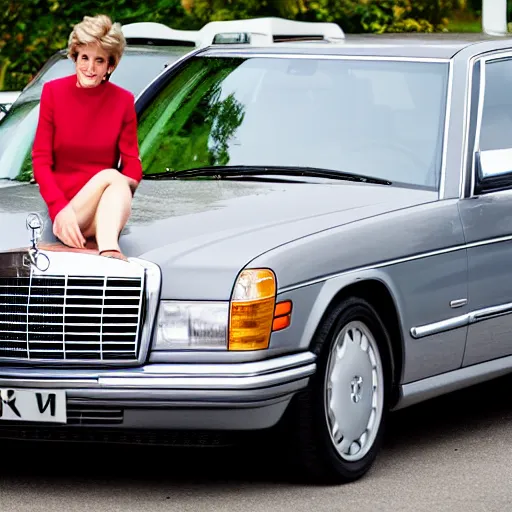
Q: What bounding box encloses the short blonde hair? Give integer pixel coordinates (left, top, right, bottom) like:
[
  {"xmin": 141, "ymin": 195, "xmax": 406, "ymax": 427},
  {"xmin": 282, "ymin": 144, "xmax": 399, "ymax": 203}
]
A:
[{"xmin": 68, "ymin": 14, "xmax": 126, "ymax": 74}]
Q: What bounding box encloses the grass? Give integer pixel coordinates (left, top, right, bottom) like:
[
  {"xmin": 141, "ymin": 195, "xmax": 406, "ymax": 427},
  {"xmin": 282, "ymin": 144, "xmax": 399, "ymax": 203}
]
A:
[{"xmin": 446, "ymin": 18, "xmax": 482, "ymax": 33}]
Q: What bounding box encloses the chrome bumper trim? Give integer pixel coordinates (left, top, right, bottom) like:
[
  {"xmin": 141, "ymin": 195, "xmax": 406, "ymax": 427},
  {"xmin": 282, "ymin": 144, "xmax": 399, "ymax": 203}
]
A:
[{"xmin": 0, "ymin": 352, "xmax": 316, "ymax": 393}]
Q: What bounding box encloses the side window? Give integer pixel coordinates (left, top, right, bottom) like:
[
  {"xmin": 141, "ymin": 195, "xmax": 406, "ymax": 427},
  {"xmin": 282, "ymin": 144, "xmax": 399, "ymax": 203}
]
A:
[
  {"xmin": 479, "ymin": 58, "xmax": 512, "ymax": 151},
  {"xmin": 475, "ymin": 57, "xmax": 512, "ymax": 193}
]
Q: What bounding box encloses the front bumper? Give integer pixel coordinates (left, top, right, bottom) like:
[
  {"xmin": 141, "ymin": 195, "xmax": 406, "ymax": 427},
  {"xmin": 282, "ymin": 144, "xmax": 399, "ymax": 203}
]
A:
[{"xmin": 0, "ymin": 352, "xmax": 316, "ymax": 432}]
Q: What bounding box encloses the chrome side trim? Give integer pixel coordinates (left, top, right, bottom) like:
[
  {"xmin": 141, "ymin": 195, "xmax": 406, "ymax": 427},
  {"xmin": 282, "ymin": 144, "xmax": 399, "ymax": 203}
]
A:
[
  {"xmin": 394, "ymin": 353, "xmax": 512, "ymax": 410},
  {"xmin": 278, "ymin": 232, "xmax": 512, "ymax": 294},
  {"xmin": 470, "ymin": 302, "xmax": 512, "ymax": 322},
  {"xmin": 438, "ymin": 59, "xmax": 453, "ymax": 200},
  {"xmin": 467, "ymin": 233, "xmax": 512, "ymax": 248},
  {"xmin": 410, "ymin": 314, "xmax": 469, "ymax": 339},
  {"xmin": 410, "ymin": 301, "xmax": 512, "ymax": 339}
]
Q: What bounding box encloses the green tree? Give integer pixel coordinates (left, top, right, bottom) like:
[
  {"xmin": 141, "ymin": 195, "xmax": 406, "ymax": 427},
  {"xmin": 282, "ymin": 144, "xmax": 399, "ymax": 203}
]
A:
[
  {"xmin": 0, "ymin": 0, "xmax": 189, "ymax": 91},
  {"xmin": 184, "ymin": 0, "xmax": 305, "ymax": 23},
  {"xmin": 1, "ymin": 0, "xmax": 461, "ymax": 92},
  {"xmin": 300, "ymin": 0, "xmax": 453, "ymax": 33}
]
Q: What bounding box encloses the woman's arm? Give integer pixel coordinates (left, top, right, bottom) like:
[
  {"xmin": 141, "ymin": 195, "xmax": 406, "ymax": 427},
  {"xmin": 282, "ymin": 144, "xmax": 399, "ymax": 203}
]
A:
[
  {"xmin": 118, "ymin": 93, "xmax": 143, "ymax": 191},
  {"xmin": 32, "ymin": 82, "xmax": 84, "ymax": 248},
  {"xmin": 32, "ymin": 82, "xmax": 70, "ymax": 221}
]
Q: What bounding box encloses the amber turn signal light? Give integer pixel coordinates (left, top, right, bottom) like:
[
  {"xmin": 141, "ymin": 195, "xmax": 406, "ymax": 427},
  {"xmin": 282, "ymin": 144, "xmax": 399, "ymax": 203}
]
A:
[
  {"xmin": 229, "ymin": 269, "xmax": 276, "ymax": 350},
  {"xmin": 272, "ymin": 300, "xmax": 292, "ymax": 331}
]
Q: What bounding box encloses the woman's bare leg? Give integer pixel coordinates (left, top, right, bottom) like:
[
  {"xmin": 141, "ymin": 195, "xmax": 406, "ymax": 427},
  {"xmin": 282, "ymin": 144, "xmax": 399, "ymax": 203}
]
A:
[
  {"xmin": 86, "ymin": 179, "xmax": 132, "ymax": 260},
  {"xmin": 69, "ymin": 169, "xmax": 133, "ymax": 260},
  {"xmin": 70, "ymin": 169, "xmax": 121, "ymax": 228}
]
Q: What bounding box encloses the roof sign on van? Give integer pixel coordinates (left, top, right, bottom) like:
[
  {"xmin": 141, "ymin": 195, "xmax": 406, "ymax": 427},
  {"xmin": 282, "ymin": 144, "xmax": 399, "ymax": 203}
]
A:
[{"xmin": 123, "ymin": 17, "xmax": 344, "ymax": 48}]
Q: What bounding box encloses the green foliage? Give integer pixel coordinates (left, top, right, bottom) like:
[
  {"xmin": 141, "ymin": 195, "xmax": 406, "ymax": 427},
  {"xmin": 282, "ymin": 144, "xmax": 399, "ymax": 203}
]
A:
[
  {"xmin": 207, "ymin": 91, "xmax": 245, "ymax": 165},
  {"xmin": 0, "ymin": 0, "xmax": 465, "ymax": 92},
  {"xmin": 0, "ymin": 0, "xmax": 189, "ymax": 91},
  {"xmin": 186, "ymin": 0, "xmax": 305, "ymax": 23},
  {"xmin": 300, "ymin": 0, "xmax": 454, "ymax": 34}
]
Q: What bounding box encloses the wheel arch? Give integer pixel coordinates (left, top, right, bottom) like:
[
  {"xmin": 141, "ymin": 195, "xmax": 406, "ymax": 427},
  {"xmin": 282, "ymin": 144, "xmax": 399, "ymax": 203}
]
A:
[{"xmin": 304, "ymin": 273, "xmax": 405, "ymax": 407}]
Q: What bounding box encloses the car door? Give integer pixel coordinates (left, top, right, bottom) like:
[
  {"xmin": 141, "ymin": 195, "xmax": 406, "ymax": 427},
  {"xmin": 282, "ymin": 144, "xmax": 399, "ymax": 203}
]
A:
[{"xmin": 458, "ymin": 52, "xmax": 512, "ymax": 366}]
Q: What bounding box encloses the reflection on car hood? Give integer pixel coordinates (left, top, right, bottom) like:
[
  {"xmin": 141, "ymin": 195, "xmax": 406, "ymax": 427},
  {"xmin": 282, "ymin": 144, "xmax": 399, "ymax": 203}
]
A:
[{"xmin": 0, "ymin": 179, "xmax": 436, "ymax": 298}]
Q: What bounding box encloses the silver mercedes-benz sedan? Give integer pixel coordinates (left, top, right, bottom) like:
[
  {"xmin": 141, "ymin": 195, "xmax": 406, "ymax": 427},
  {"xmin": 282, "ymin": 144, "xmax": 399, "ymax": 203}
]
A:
[{"xmin": 1, "ymin": 23, "xmax": 512, "ymax": 484}]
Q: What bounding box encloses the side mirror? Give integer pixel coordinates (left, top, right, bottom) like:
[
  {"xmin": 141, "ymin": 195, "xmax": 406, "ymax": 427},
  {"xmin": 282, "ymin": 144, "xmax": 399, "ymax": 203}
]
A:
[{"xmin": 475, "ymin": 148, "xmax": 512, "ymax": 193}]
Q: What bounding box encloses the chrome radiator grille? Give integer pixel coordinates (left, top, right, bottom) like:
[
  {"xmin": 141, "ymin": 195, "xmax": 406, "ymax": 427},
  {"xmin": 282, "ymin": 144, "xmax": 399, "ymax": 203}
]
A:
[{"xmin": 0, "ymin": 272, "xmax": 144, "ymax": 363}]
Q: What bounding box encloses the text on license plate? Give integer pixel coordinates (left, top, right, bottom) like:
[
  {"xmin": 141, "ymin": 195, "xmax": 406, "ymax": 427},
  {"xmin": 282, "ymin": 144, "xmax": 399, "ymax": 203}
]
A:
[{"xmin": 0, "ymin": 388, "xmax": 66, "ymax": 423}]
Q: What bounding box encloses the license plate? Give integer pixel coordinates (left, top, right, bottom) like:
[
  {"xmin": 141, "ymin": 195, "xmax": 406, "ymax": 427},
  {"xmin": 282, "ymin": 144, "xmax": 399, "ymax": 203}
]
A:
[{"xmin": 0, "ymin": 388, "xmax": 66, "ymax": 424}]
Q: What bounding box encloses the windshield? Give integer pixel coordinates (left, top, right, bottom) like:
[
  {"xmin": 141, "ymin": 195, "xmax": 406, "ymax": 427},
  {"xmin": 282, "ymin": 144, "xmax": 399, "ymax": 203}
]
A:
[
  {"xmin": 138, "ymin": 55, "xmax": 449, "ymax": 189},
  {"xmin": 0, "ymin": 48, "xmax": 189, "ymax": 180},
  {"xmin": 0, "ymin": 100, "xmax": 39, "ymax": 181}
]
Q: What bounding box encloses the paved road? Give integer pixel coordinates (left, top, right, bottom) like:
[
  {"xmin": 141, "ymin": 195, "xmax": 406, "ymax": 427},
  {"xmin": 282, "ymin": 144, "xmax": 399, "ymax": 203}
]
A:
[{"xmin": 1, "ymin": 374, "xmax": 512, "ymax": 512}]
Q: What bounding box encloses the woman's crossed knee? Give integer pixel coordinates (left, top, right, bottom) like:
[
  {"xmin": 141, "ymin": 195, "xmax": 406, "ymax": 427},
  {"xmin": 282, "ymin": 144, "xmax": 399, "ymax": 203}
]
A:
[{"xmin": 94, "ymin": 168, "xmax": 126, "ymax": 187}]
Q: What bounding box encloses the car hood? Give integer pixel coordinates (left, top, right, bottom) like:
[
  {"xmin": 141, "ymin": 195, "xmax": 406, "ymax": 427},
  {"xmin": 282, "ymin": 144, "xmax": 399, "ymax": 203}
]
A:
[{"xmin": 0, "ymin": 178, "xmax": 437, "ymax": 299}]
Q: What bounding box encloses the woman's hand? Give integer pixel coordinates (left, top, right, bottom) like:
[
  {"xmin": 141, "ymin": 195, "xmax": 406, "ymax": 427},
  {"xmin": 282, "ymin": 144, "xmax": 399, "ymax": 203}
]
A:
[
  {"xmin": 124, "ymin": 175, "xmax": 139, "ymax": 194},
  {"xmin": 53, "ymin": 204, "xmax": 86, "ymax": 248}
]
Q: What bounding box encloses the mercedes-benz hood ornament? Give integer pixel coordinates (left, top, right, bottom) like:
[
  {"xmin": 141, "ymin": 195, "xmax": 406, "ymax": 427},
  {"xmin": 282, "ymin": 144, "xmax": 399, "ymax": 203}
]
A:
[{"xmin": 26, "ymin": 212, "xmax": 50, "ymax": 271}]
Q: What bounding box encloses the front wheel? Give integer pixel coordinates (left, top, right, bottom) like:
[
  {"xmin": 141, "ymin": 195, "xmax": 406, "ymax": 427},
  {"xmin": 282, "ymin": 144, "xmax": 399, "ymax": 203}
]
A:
[{"xmin": 288, "ymin": 297, "xmax": 391, "ymax": 484}]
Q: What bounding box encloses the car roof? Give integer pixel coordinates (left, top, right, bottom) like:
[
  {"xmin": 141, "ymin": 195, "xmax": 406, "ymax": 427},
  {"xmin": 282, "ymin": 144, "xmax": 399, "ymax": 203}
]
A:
[{"xmin": 200, "ymin": 33, "xmax": 512, "ymax": 60}]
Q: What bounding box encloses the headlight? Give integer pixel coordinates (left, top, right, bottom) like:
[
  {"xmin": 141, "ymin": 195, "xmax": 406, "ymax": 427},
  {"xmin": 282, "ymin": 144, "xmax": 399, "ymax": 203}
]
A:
[
  {"xmin": 154, "ymin": 269, "xmax": 292, "ymax": 352},
  {"xmin": 155, "ymin": 301, "xmax": 229, "ymax": 350}
]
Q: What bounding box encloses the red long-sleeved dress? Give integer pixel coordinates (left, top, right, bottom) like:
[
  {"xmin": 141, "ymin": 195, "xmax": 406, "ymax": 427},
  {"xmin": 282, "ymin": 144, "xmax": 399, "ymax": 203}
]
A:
[{"xmin": 32, "ymin": 74, "xmax": 143, "ymax": 222}]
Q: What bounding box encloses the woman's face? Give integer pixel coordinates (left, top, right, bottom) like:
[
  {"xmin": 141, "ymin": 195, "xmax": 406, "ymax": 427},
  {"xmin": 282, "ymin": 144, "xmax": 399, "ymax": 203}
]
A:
[{"xmin": 75, "ymin": 43, "xmax": 111, "ymax": 88}]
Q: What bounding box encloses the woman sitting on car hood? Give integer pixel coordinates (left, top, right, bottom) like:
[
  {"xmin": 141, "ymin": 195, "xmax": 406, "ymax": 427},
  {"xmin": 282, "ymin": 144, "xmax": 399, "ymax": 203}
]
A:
[{"xmin": 32, "ymin": 14, "xmax": 142, "ymax": 261}]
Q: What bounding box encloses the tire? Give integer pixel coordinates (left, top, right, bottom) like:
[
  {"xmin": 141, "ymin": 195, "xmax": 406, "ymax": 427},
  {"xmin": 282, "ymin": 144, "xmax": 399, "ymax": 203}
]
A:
[{"xmin": 287, "ymin": 296, "xmax": 392, "ymax": 484}]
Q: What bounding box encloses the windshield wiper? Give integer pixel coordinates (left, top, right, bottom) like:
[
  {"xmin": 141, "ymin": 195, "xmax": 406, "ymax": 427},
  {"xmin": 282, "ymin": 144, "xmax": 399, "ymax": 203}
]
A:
[{"xmin": 145, "ymin": 165, "xmax": 392, "ymax": 185}]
